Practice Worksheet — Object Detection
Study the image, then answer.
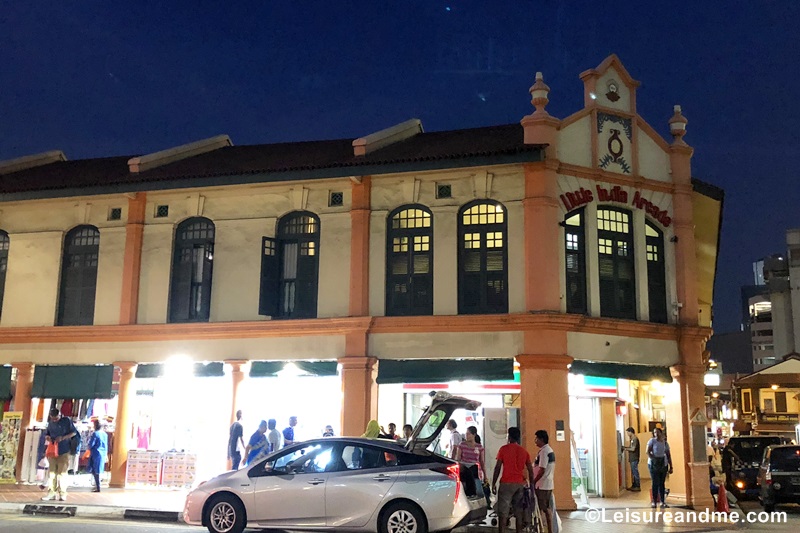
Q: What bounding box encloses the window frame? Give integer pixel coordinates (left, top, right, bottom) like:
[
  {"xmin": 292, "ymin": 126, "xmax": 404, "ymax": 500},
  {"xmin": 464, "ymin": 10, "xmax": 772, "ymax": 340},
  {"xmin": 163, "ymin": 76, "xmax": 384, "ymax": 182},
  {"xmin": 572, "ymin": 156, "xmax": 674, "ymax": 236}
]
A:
[
  {"xmin": 645, "ymin": 221, "xmax": 668, "ymax": 323},
  {"xmin": 564, "ymin": 209, "xmax": 587, "ymax": 314},
  {"xmin": 596, "ymin": 206, "xmax": 636, "ymax": 320},
  {"xmin": 168, "ymin": 217, "xmax": 215, "ymax": 323},
  {"xmin": 385, "ymin": 205, "xmax": 434, "ymax": 316},
  {"xmin": 272, "ymin": 211, "xmax": 321, "ymax": 319},
  {"xmin": 57, "ymin": 225, "xmax": 100, "ymax": 326},
  {"xmin": 0, "ymin": 231, "xmax": 9, "ymax": 321},
  {"xmin": 457, "ymin": 200, "xmax": 509, "ymax": 315}
]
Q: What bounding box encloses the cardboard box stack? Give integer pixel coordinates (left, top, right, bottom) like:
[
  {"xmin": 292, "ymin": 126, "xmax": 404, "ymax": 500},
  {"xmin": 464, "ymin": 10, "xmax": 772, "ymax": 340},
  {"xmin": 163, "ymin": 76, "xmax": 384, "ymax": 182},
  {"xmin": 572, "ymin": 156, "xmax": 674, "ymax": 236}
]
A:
[
  {"xmin": 125, "ymin": 450, "xmax": 163, "ymax": 487},
  {"xmin": 161, "ymin": 451, "xmax": 197, "ymax": 488}
]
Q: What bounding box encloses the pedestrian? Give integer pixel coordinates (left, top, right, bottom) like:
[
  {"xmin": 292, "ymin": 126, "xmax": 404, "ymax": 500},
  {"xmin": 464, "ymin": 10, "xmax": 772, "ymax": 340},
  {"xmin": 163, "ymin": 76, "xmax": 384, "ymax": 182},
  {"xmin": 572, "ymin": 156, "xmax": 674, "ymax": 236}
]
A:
[
  {"xmin": 491, "ymin": 427, "xmax": 535, "ymax": 533},
  {"xmin": 624, "ymin": 427, "xmax": 641, "ymax": 491},
  {"xmin": 267, "ymin": 419, "xmax": 281, "ymax": 452},
  {"xmin": 455, "ymin": 426, "xmax": 487, "ymax": 498},
  {"xmin": 228, "ymin": 410, "xmax": 245, "ymax": 471},
  {"xmin": 42, "ymin": 407, "xmax": 78, "ymax": 501},
  {"xmin": 402, "ymin": 424, "xmax": 413, "ymax": 440},
  {"xmin": 282, "ymin": 416, "xmax": 298, "ymax": 447},
  {"xmin": 646, "ymin": 427, "xmax": 673, "ymax": 509},
  {"xmin": 88, "ymin": 419, "xmax": 107, "ymax": 492},
  {"xmin": 244, "ymin": 420, "xmax": 269, "ymax": 465},
  {"xmin": 322, "ymin": 425, "xmax": 334, "ymax": 437},
  {"xmin": 384, "ymin": 423, "xmax": 399, "ymax": 440},
  {"xmin": 532, "ymin": 430, "xmax": 556, "ymax": 533},
  {"xmin": 362, "ymin": 419, "xmax": 381, "ymax": 438},
  {"xmin": 446, "ymin": 419, "xmax": 463, "ymax": 459}
]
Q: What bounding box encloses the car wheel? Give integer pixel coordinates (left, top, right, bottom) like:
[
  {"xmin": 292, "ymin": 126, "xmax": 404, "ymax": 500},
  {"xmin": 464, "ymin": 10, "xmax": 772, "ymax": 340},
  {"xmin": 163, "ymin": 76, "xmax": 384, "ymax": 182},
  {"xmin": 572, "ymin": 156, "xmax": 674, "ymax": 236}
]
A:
[
  {"xmin": 380, "ymin": 501, "xmax": 428, "ymax": 533},
  {"xmin": 205, "ymin": 494, "xmax": 245, "ymax": 533}
]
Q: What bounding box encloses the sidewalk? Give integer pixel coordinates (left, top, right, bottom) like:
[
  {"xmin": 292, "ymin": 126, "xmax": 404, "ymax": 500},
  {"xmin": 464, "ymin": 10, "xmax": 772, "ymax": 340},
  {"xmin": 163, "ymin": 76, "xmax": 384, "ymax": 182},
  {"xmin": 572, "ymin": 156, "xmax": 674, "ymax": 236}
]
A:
[{"xmin": 0, "ymin": 481, "xmax": 187, "ymax": 521}]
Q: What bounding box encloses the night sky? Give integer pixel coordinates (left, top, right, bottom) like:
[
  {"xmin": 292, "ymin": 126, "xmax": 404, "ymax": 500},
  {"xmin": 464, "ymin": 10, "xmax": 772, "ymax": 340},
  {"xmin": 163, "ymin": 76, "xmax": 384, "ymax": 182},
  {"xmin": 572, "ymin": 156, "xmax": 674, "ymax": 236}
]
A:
[{"xmin": 2, "ymin": 1, "xmax": 798, "ymax": 334}]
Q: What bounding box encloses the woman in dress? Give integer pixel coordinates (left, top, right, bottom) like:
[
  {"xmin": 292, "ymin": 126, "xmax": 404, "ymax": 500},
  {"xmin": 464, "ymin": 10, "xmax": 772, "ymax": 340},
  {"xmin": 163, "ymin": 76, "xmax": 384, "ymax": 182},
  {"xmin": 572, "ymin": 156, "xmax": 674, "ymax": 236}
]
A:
[
  {"xmin": 88, "ymin": 419, "xmax": 108, "ymax": 492},
  {"xmin": 454, "ymin": 425, "xmax": 487, "ymax": 497}
]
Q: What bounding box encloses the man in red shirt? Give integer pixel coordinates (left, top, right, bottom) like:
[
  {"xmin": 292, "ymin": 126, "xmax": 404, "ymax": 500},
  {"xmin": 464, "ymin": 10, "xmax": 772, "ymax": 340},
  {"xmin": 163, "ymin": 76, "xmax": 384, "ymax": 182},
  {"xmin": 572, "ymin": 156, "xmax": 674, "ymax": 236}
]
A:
[{"xmin": 491, "ymin": 427, "xmax": 535, "ymax": 533}]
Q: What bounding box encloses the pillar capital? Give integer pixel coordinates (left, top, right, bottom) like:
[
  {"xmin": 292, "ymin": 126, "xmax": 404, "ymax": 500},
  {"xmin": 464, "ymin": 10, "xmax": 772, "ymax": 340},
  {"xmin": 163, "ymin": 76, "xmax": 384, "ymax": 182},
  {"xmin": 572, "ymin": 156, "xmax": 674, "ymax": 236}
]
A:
[
  {"xmin": 225, "ymin": 359, "xmax": 249, "ymax": 373},
  {"xmin": 11, "ymin": 362, "xmax": 34, "ymax": 376},
  {"xmin": 516, "ymin": 353, "xmax": 573, "ymax": 371},
  {"xmin": 113, "ymin": 361, "xmax": 138, "ymax": 375},
  {"xmin": 337, "ymin": 355, "xmax": 378, "ymax": 371}
]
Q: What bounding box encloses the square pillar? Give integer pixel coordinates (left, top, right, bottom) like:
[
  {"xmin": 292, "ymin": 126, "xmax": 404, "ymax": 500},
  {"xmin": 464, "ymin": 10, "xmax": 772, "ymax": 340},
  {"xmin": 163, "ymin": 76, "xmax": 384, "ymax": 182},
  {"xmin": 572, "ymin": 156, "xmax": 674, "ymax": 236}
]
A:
[
  {"xmin": 12, "ymin": 363, "xmax": 34, "ymax": 483},
  {"xmin": 110, "ymin": 362, "xmax": 137, "ymax": 488},
  {"xmin": 518, "ymin": 349, "xmax": 577, "ymax": 511},
  {"xmin": 339, "ymin": 356, "xmax": 377, "ymax": 437}
]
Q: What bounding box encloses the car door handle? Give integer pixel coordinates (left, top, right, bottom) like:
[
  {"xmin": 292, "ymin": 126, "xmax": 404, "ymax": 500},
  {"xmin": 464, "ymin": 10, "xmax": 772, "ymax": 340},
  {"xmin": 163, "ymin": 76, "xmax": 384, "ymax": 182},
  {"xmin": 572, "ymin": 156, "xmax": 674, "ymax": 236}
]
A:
[
  {"xmin": 307, "ymin": 478, "xmax": 325, "ymax": 485},
  {"xmin": 372, "ymin": 475, "xmax": 392, "ymax": 481}
]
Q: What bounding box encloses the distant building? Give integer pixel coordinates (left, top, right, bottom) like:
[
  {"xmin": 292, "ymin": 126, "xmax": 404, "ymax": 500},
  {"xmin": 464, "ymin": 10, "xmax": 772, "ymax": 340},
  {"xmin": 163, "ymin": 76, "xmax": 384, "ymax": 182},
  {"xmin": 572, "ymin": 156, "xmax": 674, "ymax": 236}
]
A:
[{"xmin": 734, "ymin": 353, "xmax": 800, "ymax": 440}]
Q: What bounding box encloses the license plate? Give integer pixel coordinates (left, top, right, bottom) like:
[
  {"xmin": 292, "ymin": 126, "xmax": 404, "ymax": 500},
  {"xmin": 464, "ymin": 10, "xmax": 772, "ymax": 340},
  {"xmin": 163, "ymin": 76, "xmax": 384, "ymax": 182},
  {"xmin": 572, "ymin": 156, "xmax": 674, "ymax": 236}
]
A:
[{"xmin": 791, "ymin": 477, "xmax": 800, "ymax": 484}]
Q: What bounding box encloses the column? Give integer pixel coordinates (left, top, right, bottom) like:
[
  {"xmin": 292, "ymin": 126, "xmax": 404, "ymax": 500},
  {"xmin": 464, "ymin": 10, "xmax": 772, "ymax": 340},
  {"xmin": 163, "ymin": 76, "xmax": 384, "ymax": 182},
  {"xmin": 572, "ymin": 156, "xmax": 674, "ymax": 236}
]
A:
[
  {"xmin": 598, "ymin": 397, "xmax": 621, "ymax": 497},
  {"xmin": 226, "ymin": 360, "xmax": 247, "ymax": 470},
  {"xmin": 12, "ymin": 363, "xmax": 34, "ymax": 483},
  {"xmin": 523, "ymin": 162, "xmax": 562, "ymax": 311},
  {"xmin": 339, "ymin": 330, "xmax": 377, "ymax": 437},
  {"xmin": 119, "ymin": 192, "xmax": 147, "ymax": 324},
  {"xmin": 349, "ymin": 176, "xmax": 371, "ymax": 317},
  {"xmin": 518, "ymin": 341, "xmax": 577, "ymax": 510},
  {"xmin": 110, "ymin": 362, "xmax": 137, "ymax": 488}
]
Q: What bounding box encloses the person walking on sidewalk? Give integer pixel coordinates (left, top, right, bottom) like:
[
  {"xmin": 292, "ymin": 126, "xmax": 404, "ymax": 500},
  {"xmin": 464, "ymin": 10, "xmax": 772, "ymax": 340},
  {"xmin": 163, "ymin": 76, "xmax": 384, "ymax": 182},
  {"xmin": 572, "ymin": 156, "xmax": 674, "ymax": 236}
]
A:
[
  {"xmin": 228, "ymin": 410, "xmax": 245, "ymax": 471},
  {"xmin": 491, "ymin": 427, "xmax": 535, "ymax": 533},
  {"xmin": 282, "ymin": 416, "xmax": 298, "ymax": 448},
  {"xmin": 624, "ymin": 427, "xmax": 641, "ymax": 491},
  {"xmin": 446, "ymin": 419, "xmax": 463, "ymax": 459},
  {"xmin": 88, "ymin": 419, "xmax": 108, "ymax": 492},
  {"xmin": 646, "ymin": 427, "xmax": 673, "ymax": 509},
  {"xmin": 43, "ymin": 408, "xmax": 78, "ymax": 502},
  {"xmin": 533, "ymin": 430, "xmax": 556, "ymax": 533},
  {"xmin": 267, "ymin": 419, "xmax": 282, "ymax": 452},
  {"xmin": 455, "ymin": 426, "xmax": 487, "ymax": 498},
  {"xmin": 244, "ymin": 420, "xmax": 269, "ymax": 466}
]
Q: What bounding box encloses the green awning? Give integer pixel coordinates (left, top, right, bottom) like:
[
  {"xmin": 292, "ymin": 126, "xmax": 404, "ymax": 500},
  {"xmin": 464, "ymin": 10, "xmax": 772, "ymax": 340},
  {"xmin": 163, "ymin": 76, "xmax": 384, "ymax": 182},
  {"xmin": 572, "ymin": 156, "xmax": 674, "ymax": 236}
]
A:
[
  {"xmin": 135, "ymin": 362, "xmax": 224, "ymax": 378},
  {"xmin": 0, "ymin": 366, "xmax": 12, "ymax": 400},
  {"xmin": 569, "ymin": 360, "xmax": 673, "ymax": 383},
  {"xmin": 31, "ymin": 365, "xmax": 114, "ymax": 399},
  {"xmin": 376, "ymin": 359, "xmax": 514, "ymax": 384},
  {"xmin": 249, "ymin": 361, "xmax": 338, "ymax": 377}
]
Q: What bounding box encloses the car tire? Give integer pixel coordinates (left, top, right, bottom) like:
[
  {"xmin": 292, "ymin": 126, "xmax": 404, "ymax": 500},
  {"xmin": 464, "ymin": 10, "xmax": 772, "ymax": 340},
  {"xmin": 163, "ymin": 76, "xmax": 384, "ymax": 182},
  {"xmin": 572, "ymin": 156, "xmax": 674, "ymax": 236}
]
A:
[
  {"xmin": 380, "ymin": 501, "xmax": 428, "ymax": 533},
  {"xmin": 205, "ymin": 494, "xmax": 245, "ymax": 533}
]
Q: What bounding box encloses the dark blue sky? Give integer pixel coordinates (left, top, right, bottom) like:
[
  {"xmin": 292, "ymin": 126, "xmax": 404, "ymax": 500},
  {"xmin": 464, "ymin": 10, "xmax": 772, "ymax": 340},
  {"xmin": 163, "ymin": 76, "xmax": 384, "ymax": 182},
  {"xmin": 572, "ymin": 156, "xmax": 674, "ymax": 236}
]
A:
[{"xmin": 2, "ymin": 1, "xmax": 798, "ymax": 333}]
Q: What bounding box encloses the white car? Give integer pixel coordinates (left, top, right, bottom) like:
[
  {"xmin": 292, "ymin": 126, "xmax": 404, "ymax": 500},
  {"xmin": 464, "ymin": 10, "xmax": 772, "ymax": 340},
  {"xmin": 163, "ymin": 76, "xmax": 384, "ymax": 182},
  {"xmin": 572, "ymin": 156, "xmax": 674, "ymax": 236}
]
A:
[{"xmin": 184, "ymin": 392, "xmax": 486, "ymax": 533}]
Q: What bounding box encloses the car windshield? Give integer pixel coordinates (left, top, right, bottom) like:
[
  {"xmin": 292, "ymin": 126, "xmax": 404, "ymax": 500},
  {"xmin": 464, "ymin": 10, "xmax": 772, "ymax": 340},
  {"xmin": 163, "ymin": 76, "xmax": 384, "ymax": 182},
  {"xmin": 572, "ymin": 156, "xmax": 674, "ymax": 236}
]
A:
[
  {"xmin": 264, "ymin": 444, "xmax": 333, "ymax": 474},
  {"xmin": 730, "ymin": 439, "xmax": 780, "ymax": 464},
  {"xmin": 770, "ymin": 448, "xmax": 800, "ymax": 472}
]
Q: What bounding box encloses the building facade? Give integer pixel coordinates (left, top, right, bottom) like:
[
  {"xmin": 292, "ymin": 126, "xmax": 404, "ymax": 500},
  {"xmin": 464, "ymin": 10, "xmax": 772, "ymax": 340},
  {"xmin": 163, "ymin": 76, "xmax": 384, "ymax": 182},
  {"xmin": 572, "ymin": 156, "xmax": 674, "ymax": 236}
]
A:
[{"xmin": 0, "ymin": 55, "xmax": 722, "ymax": 509}]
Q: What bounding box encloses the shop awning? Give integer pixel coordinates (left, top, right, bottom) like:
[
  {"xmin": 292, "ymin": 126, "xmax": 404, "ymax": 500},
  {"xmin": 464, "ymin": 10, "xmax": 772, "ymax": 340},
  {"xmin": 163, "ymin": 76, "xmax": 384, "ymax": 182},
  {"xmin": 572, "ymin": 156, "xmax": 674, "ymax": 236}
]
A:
[
  {"xmin": 135, "ymin": 362, "xmax": 225, "ymax": 378},
  {"xmin": 376, "ymin": 359, "xmax": 514, "ymax": 384},
  {"xmin": 0, "ymin": 366, "xmax": 12, "ymax": 400},
  {"xmin": 569, "ymin": 360, "xmax": 673, "ymax": 383},
  {"xmin": 31, "ymin": 365, "xmax": 114, "ymax": 399},
  {"xmin": 249, "ymin": 361, "xmax": 338, "ymax": 377}
]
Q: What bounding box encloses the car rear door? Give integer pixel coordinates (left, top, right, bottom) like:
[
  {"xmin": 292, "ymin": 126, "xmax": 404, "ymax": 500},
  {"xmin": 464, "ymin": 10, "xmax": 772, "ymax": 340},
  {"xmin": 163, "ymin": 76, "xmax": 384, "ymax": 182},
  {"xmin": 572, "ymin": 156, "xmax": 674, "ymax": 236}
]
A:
[
  {"xmin": 250, "ymin": 442, "xmax": 334, "ymax": 527},
  {"xmin": 325, "ymin": 443, "xmax": 399, "ymax": 528}
]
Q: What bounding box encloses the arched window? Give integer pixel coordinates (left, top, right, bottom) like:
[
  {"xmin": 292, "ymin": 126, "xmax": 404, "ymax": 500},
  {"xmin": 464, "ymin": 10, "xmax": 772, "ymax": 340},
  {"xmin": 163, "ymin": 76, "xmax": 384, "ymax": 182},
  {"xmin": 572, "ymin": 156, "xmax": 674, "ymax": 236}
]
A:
[
  {"xmin": 564, "ymin": 209, "xmax": 587, "ymax": 314},
  {"xmin": 458, "ymin": 200, "xmax": 508, "ymax": 314},
  {"xmin": 597, "ymin": 208, "xmax": 635, "ymax": 319},
  {"xmin": 0, "ymin": 231, "xmax": 9, "ymax": 321},
  {"xmin": 386, "ymin": 205, "xmax": 433, "ymax": 316},
  {"xmin": 259, "ymin": 211, "xmax": 320, "ymax": 319},
  {"xmin": 646, "ymin": 221, "xmax": 668, "ymax": 323},
  {"xmin": 169, "ymin": 217, "xmax": 215, "ymax": 323},
  {"xmin": 57, "ymin": 225, "xmax": 100, "ymax": 325}
]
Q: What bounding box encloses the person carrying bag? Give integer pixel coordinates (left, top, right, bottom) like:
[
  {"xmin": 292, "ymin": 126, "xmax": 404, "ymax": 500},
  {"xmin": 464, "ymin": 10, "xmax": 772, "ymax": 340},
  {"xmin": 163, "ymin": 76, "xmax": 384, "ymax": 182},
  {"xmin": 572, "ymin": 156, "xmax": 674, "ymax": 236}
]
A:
[
  {"xmin": 646, "ymin": 427, "xmax": 673, "ymax": 509},
  {"xmin": 42, "ymin": 408, "xmax": 78, "ymax": 502}
]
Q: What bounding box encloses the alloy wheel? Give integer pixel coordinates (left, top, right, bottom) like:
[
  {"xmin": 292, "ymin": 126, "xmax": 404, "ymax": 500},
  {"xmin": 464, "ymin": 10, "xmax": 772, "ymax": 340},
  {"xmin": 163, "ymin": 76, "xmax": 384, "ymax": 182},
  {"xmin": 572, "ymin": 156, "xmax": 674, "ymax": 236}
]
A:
[
  {"xmin": 209, "ymin": 501, "xmax": 237, "ymax": 533},
  {"xmin": 386, "ymin": 509, "xmax": 419, "ymax": 533}
]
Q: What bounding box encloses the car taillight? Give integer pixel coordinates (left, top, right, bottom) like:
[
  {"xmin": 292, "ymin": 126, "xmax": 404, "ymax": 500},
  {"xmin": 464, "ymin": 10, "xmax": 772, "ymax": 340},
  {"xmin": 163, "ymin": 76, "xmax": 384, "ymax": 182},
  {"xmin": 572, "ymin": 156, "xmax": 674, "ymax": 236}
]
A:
[
  {"xmin": 432, "ymin": 463, "xmax": 461, "ymax": 503},
  {"xmin": 765, "ymin": 468, "xmax": 772, "ymax": 484}
]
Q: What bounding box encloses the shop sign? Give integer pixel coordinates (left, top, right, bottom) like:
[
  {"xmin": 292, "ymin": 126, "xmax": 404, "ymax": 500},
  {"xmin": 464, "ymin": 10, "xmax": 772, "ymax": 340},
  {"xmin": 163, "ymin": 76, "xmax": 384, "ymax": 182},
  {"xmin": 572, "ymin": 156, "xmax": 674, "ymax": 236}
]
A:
[
  {"xmin": 0, "ymin": 411, "xmax": 22, "ymax": 484},
  {"xmin": 560, "ymin": 185, "xmax": 672, "ymax": 227}
]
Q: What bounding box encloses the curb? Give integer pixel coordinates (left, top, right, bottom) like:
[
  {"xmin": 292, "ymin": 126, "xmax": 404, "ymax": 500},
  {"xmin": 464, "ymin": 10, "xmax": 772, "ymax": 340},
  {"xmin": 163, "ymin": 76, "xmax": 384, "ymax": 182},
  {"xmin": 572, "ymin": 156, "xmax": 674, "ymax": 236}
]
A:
[{"xmin": 0, "ymin": 502, "xmax": 180, "ymax": 522}]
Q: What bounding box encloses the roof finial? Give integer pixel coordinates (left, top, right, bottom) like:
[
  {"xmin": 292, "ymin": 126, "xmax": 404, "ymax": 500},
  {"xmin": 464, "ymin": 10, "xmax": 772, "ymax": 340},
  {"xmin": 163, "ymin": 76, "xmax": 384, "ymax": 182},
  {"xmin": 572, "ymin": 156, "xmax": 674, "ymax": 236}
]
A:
[
  {"xmin": 669, "ymin": 105, "xmax": 688, "ymax": 145},
  {"xmin": 529, "ymin": 72, "xmax": 551, "ymax": 116}
]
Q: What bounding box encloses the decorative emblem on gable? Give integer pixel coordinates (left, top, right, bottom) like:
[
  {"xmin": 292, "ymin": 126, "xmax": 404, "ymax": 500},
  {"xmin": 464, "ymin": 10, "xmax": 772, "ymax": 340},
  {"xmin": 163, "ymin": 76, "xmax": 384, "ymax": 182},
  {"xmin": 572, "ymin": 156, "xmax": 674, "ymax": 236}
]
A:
[
  {"xmin": 597, "ymin": 112, "xmax": 632, "ymax": 174},
  {"xmin": 605, "ymin": 80, "xmax": 620, "ymax": 102}
]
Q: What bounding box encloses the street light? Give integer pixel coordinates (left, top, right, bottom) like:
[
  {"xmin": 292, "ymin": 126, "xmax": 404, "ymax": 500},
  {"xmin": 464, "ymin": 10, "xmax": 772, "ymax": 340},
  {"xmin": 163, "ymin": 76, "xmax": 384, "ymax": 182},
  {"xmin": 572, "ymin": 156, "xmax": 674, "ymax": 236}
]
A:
[{"xmin": 771, "ymin": 384, "xmax": 779, "ymax": 391}]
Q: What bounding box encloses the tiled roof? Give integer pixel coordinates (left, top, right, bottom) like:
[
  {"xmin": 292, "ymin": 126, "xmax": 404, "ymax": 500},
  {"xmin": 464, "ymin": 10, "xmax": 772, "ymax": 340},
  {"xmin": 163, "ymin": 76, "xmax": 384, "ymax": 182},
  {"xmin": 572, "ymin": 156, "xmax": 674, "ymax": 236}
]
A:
[{"xmin": 0, "ymin": 124, "xmax": 544, "ymax": 197}]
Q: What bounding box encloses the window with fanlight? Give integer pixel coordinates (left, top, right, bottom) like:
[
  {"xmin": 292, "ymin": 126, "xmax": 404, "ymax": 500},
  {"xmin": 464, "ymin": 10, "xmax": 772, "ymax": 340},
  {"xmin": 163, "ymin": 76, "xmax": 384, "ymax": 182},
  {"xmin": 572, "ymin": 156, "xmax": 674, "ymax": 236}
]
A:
[
  {"xmin": 386, "ymin": 206, "xmax": 433, "ymax": 316},
  {"xmin": 646, "ymin": 221, "xmax": 667, "ymax": 323},
  {"xmin": 169, "ymin": 217, "xmax": 215, "ymax": 323},
  {"xmin": 457, "ymin": 200, "xmax": 508, "ymax": 314},
  {"xmin": 57, "ymin": 225, "xmax": 100, "ymax": 326},
  {"xmin": 564, "ymin": 209, "xmax": 587, "ymax": 314},
  {"xmin": 0, "ymin": 231, "xmax": 9, "ymax": 321},
  {"xmin": 597, "ymin": 208, "xmax": 635, "ymax": 319}
]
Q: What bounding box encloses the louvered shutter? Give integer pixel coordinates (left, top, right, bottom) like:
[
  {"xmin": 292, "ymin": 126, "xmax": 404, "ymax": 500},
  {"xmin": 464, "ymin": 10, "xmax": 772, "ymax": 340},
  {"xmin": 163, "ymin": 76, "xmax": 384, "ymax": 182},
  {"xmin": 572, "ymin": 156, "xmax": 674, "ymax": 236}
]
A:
[
  {"xmin": 169, "ymin": 247, "xmax": 193, "ymax": 322},
  {"xmin": 258, "ymin": 237, "xmax": 280, "ymax": 316}
]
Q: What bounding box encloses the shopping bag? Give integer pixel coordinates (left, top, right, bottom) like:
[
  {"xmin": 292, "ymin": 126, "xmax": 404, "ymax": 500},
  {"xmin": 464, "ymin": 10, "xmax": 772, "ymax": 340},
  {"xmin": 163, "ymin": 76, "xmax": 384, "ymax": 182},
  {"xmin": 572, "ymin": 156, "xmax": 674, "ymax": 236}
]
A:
[
  {"xmin": 82, "ymin": 449, "xmax": 91, "ymax": 460},
  {"xmin": 45, "ymin": 442, "xmax": 59, "ymax": 458}
]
